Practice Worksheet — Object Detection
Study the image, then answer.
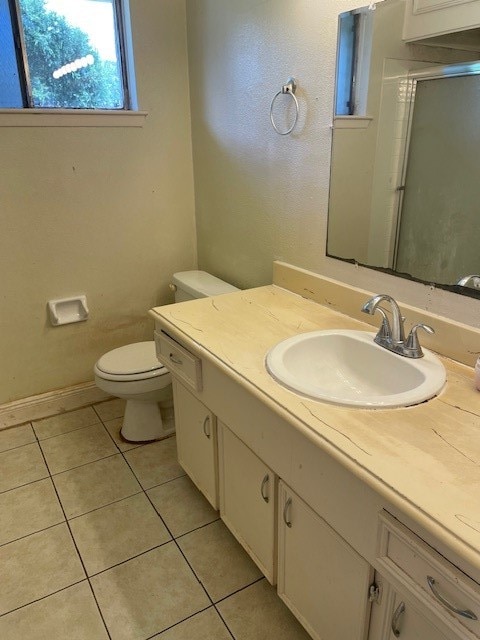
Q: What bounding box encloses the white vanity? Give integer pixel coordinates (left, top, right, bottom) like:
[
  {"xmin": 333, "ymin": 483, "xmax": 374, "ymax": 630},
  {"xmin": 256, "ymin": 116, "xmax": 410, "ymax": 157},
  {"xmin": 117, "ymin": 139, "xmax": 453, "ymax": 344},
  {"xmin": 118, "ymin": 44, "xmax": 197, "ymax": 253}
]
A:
[{"xmin": 150, "ymin": 262, "xmax": 480, "ymax": 640}]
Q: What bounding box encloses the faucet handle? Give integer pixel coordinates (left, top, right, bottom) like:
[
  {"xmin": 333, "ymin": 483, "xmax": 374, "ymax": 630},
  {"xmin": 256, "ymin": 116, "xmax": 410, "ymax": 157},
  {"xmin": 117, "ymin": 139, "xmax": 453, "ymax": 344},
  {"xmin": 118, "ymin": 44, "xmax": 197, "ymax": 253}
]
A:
[
  {"xmin": 405, "ymin": 323, "xmax": 435, "ymax": 358},
  {"xmin": 372, "ymin": 306, "xmax": 392, "ymax": 340}
]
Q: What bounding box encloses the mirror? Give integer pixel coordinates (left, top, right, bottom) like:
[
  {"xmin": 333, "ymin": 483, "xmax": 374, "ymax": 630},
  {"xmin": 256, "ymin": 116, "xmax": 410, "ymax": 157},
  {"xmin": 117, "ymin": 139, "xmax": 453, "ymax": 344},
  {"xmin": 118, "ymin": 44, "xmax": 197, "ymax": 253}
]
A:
[{"xmin": 327, "ymin": 0, "xmax": 480, "ymax": 298}]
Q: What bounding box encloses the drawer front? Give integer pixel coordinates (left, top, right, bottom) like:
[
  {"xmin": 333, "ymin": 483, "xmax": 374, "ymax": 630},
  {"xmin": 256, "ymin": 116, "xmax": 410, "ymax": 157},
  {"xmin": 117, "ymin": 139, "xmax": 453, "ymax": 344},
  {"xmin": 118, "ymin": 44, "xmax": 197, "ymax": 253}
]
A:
[
  {"xmin": 154, "ymin": 330, "xmax": 202, "ymax": 391},
  {"xmin": 377, "ymin": 512, "xmax": 480, "ymax": 638}
]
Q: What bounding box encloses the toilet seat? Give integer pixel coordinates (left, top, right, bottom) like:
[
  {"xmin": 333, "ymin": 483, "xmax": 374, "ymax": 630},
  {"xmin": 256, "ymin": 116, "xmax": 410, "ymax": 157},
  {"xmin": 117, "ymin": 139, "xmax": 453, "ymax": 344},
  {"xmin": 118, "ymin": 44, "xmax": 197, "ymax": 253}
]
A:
[{"xmin": 95, "ymin": 341, "xmax": 167, "ymax": 382}]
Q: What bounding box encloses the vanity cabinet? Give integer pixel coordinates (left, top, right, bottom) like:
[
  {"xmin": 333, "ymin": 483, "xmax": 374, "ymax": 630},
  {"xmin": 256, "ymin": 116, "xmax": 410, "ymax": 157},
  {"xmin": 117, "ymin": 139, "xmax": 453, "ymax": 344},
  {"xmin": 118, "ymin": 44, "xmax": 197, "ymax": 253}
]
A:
[
  {"xmin": 403, "ymin": 0, "xmax": 480, "ymax": 42},
  {"xmin": 171, "ymin": 379, "xmax": 218, "ymax": 509},
  {"xmin": 369, "ymin": 581, "xmax": 453, "ymax": 640},
  {"xmin": 218, "ymin": 423, "xmax": 277, "ymax": 583},
  {"xmin": 369, "ymin": 512, "xmax": 480, "ymax": 640},
  {"xmin": 277, "ymin": 482, "xmax": 373, "ymax": 640},
  {"xmin": 153, "ymin": 316, "xmax": 480, "ymax": 640}
]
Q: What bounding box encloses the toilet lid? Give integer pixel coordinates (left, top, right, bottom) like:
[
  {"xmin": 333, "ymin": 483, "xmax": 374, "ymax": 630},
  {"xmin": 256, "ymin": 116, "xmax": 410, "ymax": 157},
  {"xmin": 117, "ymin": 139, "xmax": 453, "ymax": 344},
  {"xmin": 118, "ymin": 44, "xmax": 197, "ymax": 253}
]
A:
[{"xmin": 96, "ymin": 342, "xmax": 165, "ymax": 376}]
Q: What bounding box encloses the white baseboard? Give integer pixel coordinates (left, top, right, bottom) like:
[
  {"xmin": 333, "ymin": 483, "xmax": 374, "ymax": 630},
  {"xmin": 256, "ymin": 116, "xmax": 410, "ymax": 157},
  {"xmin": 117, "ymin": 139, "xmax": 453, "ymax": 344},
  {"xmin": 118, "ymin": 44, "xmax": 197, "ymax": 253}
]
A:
[{"xmin": 0, "ymin": 383, "xmax": 111, "ymax": 430}]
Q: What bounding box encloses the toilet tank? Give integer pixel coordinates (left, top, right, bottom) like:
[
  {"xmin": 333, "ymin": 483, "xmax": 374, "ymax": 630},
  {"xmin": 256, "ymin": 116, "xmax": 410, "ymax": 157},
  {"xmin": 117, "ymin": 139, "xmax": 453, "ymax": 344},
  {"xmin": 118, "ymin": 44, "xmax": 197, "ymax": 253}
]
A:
[{"xmin": 172, "ymin": 270, "xmax": 239, "ymax": 302}]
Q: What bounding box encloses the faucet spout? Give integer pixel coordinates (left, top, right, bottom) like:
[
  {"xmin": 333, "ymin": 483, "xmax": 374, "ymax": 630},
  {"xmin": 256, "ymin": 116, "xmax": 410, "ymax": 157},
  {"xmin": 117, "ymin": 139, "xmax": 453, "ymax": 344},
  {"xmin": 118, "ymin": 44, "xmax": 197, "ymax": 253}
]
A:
[{"xmin": 361, "ymin": 294, "xmax": 405, "ymax": 344}]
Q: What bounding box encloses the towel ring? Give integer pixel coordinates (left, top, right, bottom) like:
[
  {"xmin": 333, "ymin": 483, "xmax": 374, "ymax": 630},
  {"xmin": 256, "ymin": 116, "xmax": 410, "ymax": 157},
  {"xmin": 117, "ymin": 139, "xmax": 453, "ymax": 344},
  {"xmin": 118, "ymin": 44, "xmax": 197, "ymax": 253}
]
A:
[{"xmin": 270, "ymin": 77, "xmax": 299, "ymax": 136}]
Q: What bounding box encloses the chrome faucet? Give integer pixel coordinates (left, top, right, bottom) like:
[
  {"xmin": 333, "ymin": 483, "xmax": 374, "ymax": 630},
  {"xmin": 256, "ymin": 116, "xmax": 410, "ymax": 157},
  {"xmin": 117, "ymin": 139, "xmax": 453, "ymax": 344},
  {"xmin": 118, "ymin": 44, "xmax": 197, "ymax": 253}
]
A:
[
  {"xmin": 361, "ymin": 294, "xmax": 434, "ymax": 358},
  {"xmin": 456, "ymin": 275, "xmax": 480, "ymax": 289}
]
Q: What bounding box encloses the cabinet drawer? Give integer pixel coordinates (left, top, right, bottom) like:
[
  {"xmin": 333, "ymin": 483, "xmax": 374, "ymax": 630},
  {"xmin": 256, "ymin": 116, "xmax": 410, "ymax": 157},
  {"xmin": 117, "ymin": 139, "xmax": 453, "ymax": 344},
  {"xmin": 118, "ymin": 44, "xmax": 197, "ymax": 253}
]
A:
[
  {"xmin": 377, "ymin": 512, "xmax": 480, "ymax": 638},
  {"xmin": 154, "ymin": 330, "xmax": 202, "ymax": 391}
]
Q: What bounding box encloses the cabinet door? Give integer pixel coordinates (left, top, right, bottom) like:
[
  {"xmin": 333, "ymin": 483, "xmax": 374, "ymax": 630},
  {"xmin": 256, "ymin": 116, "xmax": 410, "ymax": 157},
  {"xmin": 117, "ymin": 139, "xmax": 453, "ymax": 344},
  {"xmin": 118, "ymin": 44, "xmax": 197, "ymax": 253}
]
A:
[
  {"xmin": 369, "ymin": 579, "xmax": 458, "ymax": 640},
  {"xmin": 277, "ymin": 482, "xmax": 373, "ymax": 640},
  {"xmin": 172, "ymin": 380, "xmax": 218, "ymax": 509},
  {"xmin": 387, "ymin": 594, "xmax": 452, "ymax": 640},
  {"xmin": 218, "ymin": 423, "xmax": 276, "ymax": 583},
  {"xmin": 403, "ymin": 0, "xmax": 480, "ymax": 41}
]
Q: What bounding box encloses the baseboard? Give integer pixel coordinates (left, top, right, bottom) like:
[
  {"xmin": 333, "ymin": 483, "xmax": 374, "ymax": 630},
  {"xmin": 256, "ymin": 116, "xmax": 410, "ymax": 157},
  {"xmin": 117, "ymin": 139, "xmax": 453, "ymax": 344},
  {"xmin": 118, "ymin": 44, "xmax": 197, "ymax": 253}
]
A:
[{"xmin": 0, "ymin": 382, "xmax": 111, "ymax": 430}]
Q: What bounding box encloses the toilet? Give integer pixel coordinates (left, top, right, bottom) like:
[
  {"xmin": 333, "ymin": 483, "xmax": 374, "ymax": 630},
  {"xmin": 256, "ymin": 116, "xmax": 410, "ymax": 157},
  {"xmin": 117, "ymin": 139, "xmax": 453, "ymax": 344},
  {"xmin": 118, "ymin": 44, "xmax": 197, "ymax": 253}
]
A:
[{"xmin": 94, "ymin": 271, "xmax": 238, "ymax": 442}]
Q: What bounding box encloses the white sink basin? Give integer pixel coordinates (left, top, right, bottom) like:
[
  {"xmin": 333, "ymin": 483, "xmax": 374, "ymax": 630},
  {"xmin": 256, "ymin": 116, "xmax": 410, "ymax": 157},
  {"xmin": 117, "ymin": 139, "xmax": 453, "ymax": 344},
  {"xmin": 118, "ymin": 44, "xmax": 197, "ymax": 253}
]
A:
[{"xmin": 265, "ymin": 330, "xmax": 446, "ymax": 408}]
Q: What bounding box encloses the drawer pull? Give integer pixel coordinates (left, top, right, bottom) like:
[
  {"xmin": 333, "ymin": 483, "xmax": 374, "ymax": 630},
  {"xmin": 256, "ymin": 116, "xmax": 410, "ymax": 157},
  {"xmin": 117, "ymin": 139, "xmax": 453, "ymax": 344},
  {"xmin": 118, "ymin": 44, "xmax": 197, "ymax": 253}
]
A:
[
  {"xmin": 427, "ymin": 576, "xmax": 478, "ymax": 621},
  {"xmin": 391, "ymin": 601, "xmax": 405, "ymax": 637},
  {"xmin": 202, "ymin": 416, "xmax": 211, "ymax": 439},
  {"xmin": 260, "ymin": 474, "xmax": 270, "ymax": 503},
  {"xmin": 169, "ymin": 353, "xmax": 183, "ymax": 365},
  {"xmin": 283, "ymin": 497, "xmax": 292, "ymax": 528}
]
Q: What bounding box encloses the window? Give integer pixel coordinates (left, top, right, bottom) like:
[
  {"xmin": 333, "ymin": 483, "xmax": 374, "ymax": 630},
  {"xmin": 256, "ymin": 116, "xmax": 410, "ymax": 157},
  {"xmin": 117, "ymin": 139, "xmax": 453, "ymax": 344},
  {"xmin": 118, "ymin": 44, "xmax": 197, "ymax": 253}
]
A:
[
  {"xmin": 1, "ymin": 0, "xmax": 134, "ymax": 110},
  {"xmin": 335, "ymin": 7, "xmax": 373, "ymax": 117}
]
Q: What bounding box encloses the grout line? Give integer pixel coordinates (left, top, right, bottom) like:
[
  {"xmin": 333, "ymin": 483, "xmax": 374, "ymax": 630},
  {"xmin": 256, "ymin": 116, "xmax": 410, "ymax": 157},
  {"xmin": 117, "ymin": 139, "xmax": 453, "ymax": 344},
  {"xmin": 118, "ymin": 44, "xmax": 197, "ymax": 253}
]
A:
[
  {"xmin": 91, "ymin": 400, "xmax": 125, "ymax": 422},
  {"xmin": 1, "ymin": 404, "xmax": 266, "ymax": 640},
  {"xmin": 121, "ymin": 449, "xmax": 217, "ymax": 609},
  {"xmin": 97, "ymin": 417, "xmax": 125, "ymax": 454},
  {"xmin": 36, "ymin": 436, "xmax": 113, "ymax": 639},
  {"xmin": 213, "ymin": 576, "xmax": 266, "ymax": 606},
  {"xmin": 143, "ymin": 605, "xmax": 227, "ymax": 640},
  {"xmin": 98, "ymin": 416, "xmax": 147, "ymax": 454},
  {"xmin": 0, "ymin": 438, "xmax": 38, "ymax": 455},
  {"xmin": 171, "ymin": 517, "xmax": 222, "ymax": 541},
  {"xmin": 0, "ymin": 579, "xmax": 87, "ymax": 619},
  {"xmin": 140, "ymin": 472, "xmax": 187, "ymax": 492},
  {"xmin": 50, "ymin": 451, "xmax": 121, "ymax": 478},
  {"xmin": 67, "ymin": 490, "xmax": 145, "ymax": 522},
  {"xmin": 86, "ymin": 539, "xmax": 174, "ymax": 579},
  {"xmin": 33, "ymin": 419, "xmax": 102, "ymax": 443},
  {"xmin": 0, "ymin": 519, "xmax": 65, "ymax": 550},
  {"xmin": 212, "ymin": 607, "xmax": 236, "ymax": 640},
  {"xmin": 211, "ymin": 578, "xmax": 268, "ymax": 640},
  {"xmin": 0, "ymin": 472, "xmax": 50, "ymax": 497}
]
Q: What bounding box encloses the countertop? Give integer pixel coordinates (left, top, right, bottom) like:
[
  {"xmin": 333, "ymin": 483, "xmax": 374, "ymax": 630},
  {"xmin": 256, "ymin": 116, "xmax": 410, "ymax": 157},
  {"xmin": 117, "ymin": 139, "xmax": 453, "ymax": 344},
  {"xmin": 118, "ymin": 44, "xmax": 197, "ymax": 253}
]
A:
[{"xmin": 151, "ymin": 285, "xmax": 480, "ymax": 576}]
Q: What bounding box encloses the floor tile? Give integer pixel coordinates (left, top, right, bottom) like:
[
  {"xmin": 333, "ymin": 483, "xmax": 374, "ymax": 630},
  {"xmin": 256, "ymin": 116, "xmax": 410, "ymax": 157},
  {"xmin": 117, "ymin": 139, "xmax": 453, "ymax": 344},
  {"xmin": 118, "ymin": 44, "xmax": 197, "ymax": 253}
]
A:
[
  {"xmin": 70, "ymin": 493, "xmax": 171, "ymax": 575},
  {"xmin": 0, "ymin": 423, "xmax": 36, "ymax": 453},
  {"xmin": 124, "ymin": 436, "xmax": 184, "ymax": 489},
  {"xmin": 217, "ymin": 580, "xmax": 311, "ymax": 640},
  {"xmin": 93, "ymin": 398, "xmax": 125, "ymax": 422},
  {"xmin": 153, "ymin": 607, "xmax": 232, "ymax": 639},
  {"xmin": 91, "ymin": 542, "xmax": 210, "ymax": 640},
  {"xmin": 103, "ymin": 417, "xmax": 141, "ymax": 452},
  {"xmin": 40, "ymin": 423, "xmax": 117, "ymax": 474},
  {"xmin": 0, "ymin": 581, "xmax": 109, "ymax": 640},
  {"xmin": 33, "ymin": 407, "xmax": 100, "ymax": 440},
  {"xmin": 53, "ymin": 454, "xmax": 142, "ymax": 518},
  {"xmin": 177, "ymin": 520, "xmax": 262, "ymax": 602},
  {"xmin": 148, "ymin": 475, "xmax": 219, "ymax": 537},
  {"xmin": 0, "ymin": 478, "xmax": 64, "ymax": 546},
  {"xmin": 0, "ymin": 442, "xmax": 48, "ymax": 493},
  {"xmin": 0, "ymin": 523, "xmax": 85, "ymax": 615}
]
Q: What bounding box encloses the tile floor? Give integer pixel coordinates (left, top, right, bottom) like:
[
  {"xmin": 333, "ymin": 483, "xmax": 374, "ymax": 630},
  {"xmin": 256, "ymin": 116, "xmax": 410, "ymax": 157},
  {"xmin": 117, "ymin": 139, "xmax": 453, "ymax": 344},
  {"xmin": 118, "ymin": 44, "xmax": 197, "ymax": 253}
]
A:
[{"xmin": 0, "ymin": 399, "xmax": 311, "ymax": 640}]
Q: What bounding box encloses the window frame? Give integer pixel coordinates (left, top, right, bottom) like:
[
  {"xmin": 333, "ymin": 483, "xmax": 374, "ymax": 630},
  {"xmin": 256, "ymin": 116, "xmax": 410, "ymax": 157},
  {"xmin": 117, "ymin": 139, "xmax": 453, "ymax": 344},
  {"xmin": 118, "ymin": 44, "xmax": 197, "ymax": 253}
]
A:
[{"xmin": 1, "ymin": 0, "xmax": 146, "ymax": 126}]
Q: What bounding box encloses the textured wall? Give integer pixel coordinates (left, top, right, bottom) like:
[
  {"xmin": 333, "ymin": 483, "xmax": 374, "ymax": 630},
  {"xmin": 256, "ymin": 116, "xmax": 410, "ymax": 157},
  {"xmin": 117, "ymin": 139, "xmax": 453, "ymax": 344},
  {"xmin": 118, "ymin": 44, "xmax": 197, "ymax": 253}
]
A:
[
  {"xmin": 0, "ymin": 0, "xmax": 196, "ymax": 403},
  {"xmin": 187, "ymin": 0, "xmax": 480, "ymax": 326}
]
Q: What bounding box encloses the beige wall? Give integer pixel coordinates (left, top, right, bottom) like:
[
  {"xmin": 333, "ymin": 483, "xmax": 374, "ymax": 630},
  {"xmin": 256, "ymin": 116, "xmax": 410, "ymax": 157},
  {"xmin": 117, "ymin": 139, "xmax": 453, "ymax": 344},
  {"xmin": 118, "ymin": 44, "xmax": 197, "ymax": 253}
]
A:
[
  {"xmin": 187, "ymin": 0, "xmax": 480, "ymax": 327},
  {"xmin": 0, "ymin": 0, "xmax": 196, "ymax": 404}
]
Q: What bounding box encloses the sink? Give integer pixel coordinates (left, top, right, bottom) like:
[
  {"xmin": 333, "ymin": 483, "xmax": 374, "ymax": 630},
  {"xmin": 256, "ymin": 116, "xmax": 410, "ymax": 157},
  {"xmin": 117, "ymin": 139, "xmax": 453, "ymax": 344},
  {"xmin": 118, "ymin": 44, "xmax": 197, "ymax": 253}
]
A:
[{"xmin": 265, "ymin": 330, "xmax": 446, "ymax": 408}]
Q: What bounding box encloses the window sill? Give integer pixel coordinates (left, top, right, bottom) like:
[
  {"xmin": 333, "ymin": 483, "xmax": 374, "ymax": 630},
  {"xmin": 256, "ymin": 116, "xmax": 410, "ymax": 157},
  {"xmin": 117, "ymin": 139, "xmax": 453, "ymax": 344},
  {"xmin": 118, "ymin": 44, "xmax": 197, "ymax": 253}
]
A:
[
  {"xmin": 333, "ymin": 116, "xmax": 373, "ymax": 130},
  {"xmin": 0, "ymin": 109, "xmax": 148, "ymax": 128}
]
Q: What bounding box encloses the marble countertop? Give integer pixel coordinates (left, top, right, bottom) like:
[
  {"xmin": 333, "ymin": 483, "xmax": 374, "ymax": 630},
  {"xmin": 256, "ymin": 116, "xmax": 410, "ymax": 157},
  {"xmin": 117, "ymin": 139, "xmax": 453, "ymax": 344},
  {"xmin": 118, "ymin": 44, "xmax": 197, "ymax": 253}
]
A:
[{"xmin": 151, "ymin": 285, "xmax": 480, "ymax": 576}]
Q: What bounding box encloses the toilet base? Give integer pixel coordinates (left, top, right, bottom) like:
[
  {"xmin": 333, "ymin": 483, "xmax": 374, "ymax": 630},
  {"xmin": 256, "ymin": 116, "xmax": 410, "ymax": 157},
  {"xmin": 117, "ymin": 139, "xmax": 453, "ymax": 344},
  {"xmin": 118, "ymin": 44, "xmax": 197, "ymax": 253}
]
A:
[{"xmin": 120, "ymin": 399, "xmax": 175, "ymax": 442}]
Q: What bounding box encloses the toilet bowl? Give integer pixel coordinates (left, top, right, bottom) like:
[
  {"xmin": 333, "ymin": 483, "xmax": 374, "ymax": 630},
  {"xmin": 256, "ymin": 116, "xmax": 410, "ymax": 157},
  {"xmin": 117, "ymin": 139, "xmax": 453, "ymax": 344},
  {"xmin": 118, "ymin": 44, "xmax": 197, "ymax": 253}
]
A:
[
  {"xmin": 94, "ymin": 341, "xmax": 173, "ymax": 442},
  {"xmin": 94, "ymin": 270, "xmax": 239, "ymax": 442}
]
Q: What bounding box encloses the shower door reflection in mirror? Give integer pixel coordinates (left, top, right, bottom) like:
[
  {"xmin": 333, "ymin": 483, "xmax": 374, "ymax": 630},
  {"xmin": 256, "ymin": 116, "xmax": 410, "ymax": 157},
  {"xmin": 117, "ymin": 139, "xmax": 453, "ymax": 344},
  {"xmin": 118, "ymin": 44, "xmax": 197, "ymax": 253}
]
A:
[{"xmin": 327, "ymin": 0, "xmax": 480, "ymax": 295}]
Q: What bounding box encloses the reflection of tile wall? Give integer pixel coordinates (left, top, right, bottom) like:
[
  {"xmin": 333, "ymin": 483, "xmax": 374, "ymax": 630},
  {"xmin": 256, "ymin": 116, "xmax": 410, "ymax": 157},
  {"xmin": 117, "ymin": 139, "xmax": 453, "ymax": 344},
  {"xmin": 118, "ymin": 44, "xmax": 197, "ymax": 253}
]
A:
[{"xmin": 368, "ymin": 60, "xmax": 419, "ymax": 267}]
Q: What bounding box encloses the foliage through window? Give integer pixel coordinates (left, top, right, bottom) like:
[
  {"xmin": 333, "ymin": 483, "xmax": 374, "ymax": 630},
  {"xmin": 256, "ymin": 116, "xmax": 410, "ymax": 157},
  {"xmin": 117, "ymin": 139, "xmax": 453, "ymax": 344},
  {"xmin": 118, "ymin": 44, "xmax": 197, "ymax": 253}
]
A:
[{"xmin": 1, "ymin": 0, "xmax": 132, "ymax": 109}]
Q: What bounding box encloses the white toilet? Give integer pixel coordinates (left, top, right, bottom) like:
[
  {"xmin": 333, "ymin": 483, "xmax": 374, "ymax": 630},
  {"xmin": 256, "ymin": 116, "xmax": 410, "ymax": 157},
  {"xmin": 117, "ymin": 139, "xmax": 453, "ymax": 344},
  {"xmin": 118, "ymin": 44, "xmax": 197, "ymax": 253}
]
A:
[{"xmin": 94, "ymin": 271, "xmax": 238, "ymax": 442}]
